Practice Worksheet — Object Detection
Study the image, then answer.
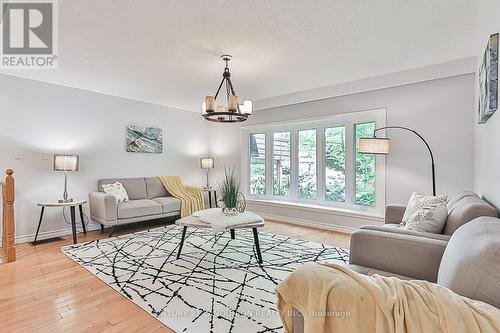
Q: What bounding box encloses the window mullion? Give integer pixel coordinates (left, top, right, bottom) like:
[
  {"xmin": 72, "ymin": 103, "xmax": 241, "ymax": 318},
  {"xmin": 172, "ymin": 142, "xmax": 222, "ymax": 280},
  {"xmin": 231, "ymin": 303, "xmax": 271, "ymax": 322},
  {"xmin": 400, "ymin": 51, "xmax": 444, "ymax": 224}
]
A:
[
  {"xmin": 317, "ymin": 126, "xmax": 325, "ymax": 200},
  {"xmin": 290, "ymin": 129, "xmax": 298, "ymax": 199},
  {"xmin": 345, "ymin": 122, "xmax": 355, "ymax": 205},
  {"xmin": 265, "ymin": 130, "xmax": 273, "ymax": 197}
]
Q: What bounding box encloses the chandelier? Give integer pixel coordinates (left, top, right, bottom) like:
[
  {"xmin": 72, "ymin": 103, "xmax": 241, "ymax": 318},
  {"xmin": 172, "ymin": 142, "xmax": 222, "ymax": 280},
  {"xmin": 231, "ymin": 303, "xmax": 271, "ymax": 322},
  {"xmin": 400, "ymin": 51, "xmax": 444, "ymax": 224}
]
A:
[{"xmin": 202, "ymin": 55, "xmax": 253, "ymax": 122}]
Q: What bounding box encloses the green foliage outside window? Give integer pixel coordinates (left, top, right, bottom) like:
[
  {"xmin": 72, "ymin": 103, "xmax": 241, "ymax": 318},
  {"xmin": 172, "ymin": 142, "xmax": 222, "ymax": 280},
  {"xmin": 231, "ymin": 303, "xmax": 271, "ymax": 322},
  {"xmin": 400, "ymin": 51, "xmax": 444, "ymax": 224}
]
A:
[
  {"xmin": 298, "ymin": 130, "xmax": 317, "ymax": 199},
  {"xmin": 250, "ymin": 133, "xmax": 266, "ymax": 195},
  {"xmin": 325, "ymin": 127, "xmax": 346, "ymax": 202},
  {"xmin": 355, "ymin": 122, "xmax": 376, "ymax": 206},
  {"xmin": 273, "ymin": 132, "xmax": 291, "ymax": 196}
]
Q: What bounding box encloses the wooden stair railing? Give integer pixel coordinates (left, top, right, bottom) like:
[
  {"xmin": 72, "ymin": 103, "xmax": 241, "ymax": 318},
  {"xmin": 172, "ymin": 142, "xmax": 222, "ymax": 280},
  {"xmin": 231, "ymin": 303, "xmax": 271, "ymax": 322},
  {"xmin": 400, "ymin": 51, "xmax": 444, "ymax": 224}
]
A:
[{"xmin": 1, "ymin": 169, "xmax": 15, "ymax": 263}]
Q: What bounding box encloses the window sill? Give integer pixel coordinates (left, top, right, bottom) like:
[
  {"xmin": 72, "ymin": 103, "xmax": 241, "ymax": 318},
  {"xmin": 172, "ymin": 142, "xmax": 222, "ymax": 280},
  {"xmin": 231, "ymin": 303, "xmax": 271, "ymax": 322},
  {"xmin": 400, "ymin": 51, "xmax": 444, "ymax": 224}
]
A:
[{"xmin": 246, "ymin": 198, "xmax": 384, "ymax": 222}]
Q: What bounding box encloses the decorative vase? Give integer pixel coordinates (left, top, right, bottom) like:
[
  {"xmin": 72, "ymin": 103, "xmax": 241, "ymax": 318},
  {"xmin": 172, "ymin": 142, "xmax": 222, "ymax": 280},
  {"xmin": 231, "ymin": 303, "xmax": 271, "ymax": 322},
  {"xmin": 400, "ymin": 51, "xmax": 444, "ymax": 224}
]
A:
[
  {"xmin": 218, "ymin": 192, "xmax": 246, "ymax": 216},
  {"xmin": 222, "ymin": 206, "xmax": 239, "ymax": 216}
]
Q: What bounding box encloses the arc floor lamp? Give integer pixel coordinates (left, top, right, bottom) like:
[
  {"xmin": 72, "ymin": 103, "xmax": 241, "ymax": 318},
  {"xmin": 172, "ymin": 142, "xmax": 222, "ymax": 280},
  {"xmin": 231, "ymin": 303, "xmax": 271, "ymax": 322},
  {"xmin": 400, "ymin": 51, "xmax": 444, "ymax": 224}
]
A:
[{"xmin": 358, "ymin": 126, "xmax": 436, "ymax": 196}]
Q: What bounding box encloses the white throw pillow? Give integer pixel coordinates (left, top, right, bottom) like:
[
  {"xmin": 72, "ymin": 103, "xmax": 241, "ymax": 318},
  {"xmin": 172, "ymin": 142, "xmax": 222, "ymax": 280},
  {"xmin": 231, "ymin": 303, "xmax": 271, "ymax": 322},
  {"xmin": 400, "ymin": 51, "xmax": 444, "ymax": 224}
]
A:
[
  {"xmin": 101, "ymin": 182, "xmax": 129, "ymax": 203},
  {"xmin": 401, "ymin": 192, "xmax": 448, "ymax": 226},
  {"xmin": 403, "ymin": 205, "xmax": 448, "ymax": 233}
]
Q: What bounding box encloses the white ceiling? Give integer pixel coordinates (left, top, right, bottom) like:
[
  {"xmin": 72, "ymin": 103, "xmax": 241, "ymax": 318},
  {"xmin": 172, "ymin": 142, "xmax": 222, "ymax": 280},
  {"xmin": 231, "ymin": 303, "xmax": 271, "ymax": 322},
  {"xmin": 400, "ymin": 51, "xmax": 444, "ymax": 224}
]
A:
[{"xmin": 1, "ymin": 0, "xmax": 491, "ymax": 112}]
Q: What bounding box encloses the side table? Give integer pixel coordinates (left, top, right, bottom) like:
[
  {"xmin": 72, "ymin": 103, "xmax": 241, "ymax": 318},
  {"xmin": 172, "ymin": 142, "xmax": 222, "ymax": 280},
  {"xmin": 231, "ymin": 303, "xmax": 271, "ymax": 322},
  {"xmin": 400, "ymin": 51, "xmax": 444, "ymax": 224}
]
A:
[
  {"xmin": 203, "ymin": 188, "xmax": 217, "ymax": 208},
  {"xmin": 34, "ymin": 200, "xmax": 87, "ymax": 245}
]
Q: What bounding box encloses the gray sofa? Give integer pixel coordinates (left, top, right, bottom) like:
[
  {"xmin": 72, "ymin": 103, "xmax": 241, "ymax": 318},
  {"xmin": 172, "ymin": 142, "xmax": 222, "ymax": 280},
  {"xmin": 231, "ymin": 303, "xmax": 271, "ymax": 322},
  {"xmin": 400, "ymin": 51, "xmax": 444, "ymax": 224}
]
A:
[
  {"xmin": 89, "ymin": 177, "xmax": 181, "ymax": 227},
  {"xmin": 348, "ymin": 191, "xmax": 497, "ymax": 282},
  {"xmin": 291, "ymin": 216, "xmax": 500, "ymax": 332}
]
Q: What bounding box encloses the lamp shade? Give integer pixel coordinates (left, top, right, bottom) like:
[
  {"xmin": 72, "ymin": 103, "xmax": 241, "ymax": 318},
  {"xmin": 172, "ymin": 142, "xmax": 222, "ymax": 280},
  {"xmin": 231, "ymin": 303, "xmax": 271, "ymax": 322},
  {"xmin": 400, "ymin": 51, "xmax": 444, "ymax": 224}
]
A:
[
  {"xmin": 53, "ymin": 154, "xmax": 79, "ymax": 171},
  {"xmin": 358, "ymin": 138, "xmax": 390, "ymax": 155},
  {"xmin": 200, "ymin": 157, "xmax": 214, "ymax": 169},
  {"xmin": 240, "ymin": 99, "xmax": 253, "ymax": 115}
]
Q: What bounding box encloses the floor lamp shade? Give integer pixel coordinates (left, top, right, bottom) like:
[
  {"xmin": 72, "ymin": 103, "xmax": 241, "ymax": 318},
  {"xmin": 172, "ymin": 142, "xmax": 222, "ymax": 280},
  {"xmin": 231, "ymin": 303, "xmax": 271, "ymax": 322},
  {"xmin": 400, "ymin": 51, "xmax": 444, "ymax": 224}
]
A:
[
  {"xmin": 358, "ymin": 138, "xmax": 390, "ymax": 155},
  {"xmin": 53, "ymin": 154, "xmax": 80, "ymax": 171}
]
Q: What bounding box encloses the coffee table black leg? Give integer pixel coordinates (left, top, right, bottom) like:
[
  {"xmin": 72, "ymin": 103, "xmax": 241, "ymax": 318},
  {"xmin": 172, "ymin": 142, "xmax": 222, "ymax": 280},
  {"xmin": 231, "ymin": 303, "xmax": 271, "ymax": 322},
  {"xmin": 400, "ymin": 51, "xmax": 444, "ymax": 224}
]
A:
[
  {"xmin": 177, "ymin": 226, "xmax": 187, "ymax": 259},
  {"xmin": 208, "ymin": 192, "xmax": 212, "ymax": 208},
  {"xmin": 230, "ymin": 229, "xmax": 235, "ymax": 239},
  {"xmin": 70, "ymin": 206, "xmax": 77, "ymax": 244},
  {"xmin": 33, "ymin": 207, "xmax": 45, "ymax": 245},
  {"xmin": 252, "ymin": 228, "xmax": 263, "ymax": 264},
  {"xmin": 78, "ymin": 205, "xmax": 87, "ymax": 234}
]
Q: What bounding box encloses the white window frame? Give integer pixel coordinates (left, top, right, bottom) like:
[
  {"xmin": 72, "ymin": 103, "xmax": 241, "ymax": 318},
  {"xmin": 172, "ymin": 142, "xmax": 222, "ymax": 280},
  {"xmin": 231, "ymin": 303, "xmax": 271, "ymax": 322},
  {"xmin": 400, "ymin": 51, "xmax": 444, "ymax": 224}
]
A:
[{"xmin": 241, "ymin": 108, "xmax": 387, "ymax": 216}]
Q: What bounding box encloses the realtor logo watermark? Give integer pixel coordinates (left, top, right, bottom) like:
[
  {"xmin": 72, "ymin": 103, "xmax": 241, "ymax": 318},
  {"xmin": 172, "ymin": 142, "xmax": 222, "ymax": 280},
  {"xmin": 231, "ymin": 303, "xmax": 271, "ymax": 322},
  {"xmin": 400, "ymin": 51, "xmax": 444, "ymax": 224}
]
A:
[{"xmin": 1, "ymin": 0, "xmax": 58, "ymax": 68}]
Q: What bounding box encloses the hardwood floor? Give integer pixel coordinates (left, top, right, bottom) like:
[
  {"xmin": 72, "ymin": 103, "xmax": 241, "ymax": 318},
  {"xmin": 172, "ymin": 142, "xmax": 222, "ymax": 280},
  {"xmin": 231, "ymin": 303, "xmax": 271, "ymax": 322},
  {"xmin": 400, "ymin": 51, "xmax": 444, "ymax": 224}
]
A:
[{"xmin": 0, "ymin": 220, "xmax": 350, "ymax": 333}]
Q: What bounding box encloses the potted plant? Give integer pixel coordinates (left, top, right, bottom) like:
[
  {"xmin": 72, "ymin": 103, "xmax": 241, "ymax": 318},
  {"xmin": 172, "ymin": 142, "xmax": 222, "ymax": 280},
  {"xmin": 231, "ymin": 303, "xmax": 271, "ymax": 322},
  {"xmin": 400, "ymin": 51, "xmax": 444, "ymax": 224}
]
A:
[{"xmin": 217, "ymin": 167, "xmax": 246, "ymax": 216}]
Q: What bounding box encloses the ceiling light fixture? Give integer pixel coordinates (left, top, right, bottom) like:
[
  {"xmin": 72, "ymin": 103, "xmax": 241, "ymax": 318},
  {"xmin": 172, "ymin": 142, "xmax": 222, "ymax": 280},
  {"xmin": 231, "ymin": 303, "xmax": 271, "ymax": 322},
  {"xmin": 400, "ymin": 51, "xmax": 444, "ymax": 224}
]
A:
[{"xmin": 202, "ymin": 55, "xmax": 253, "ymax": 123}]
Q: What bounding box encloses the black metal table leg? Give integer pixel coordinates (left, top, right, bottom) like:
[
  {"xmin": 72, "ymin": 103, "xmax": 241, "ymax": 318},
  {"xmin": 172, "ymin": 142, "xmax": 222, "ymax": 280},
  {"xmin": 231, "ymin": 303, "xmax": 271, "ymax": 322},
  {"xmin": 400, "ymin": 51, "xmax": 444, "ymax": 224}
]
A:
[
  {"xmin": 78, "ymin": 205, "xmax": 87, "ymax": 234},
  {"xmin": 230, "ymin": 229, "xmax": 235, "ymax": 239},
  {"xmin": 70, "ymin": 206, "xmax": 77, "ymax": 244},
  {"xmin": 33, "ymin": 207, "xmax": 45, "ymax": 245},
  {"xmin": 177, "ymin": 226, "xmax": 187, "ymax": 259},
  {"xmin": 208, "ymin": 191, "xmax": 212, "ymax": 208},
  {"xmin": 213, "ymin": 191, "xmax": 217, "ymax": 205},
  {"xmin": 252, "ymin": 228, "xmax": 263, "ymax": 264}
]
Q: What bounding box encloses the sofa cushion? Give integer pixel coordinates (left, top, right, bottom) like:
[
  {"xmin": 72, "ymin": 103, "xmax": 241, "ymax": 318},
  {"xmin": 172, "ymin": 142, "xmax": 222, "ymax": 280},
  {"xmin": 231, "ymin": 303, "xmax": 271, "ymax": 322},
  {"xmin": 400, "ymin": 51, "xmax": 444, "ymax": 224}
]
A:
[
  {"xmin": 443, "ymin": 194, "xmax": 497, "ymax": 235},
  {"xmin": 101, "ymin": 182, "xmax": 129, "ymax": 203},
  {"xmin": 403, "ymin": 205, "xmax": 448, "ymax": 234},
  {"xmin": 446, "ymin": 191, "xmax": 478, "ymax": 211},
  {"xmin": 146, "ymin": 177, "xmax": 170, "ymax": 199},
  {"xmin": 152, "ymin": 196, "xmax": 181, "ymax": 213},
  {"xmin": 117, "ymin": 199, "xmax": 162, "ymax": 219},
  {"xmin": 401, "ymin": 192, "xmax": 447, "ymax": 226},
  {"xmin": 438, "ymin": 217, "xmax": 500, "ymax": 308},
  {"xmin": 99, "ymin": 178, "xmax": 147, "ymax": 200}
]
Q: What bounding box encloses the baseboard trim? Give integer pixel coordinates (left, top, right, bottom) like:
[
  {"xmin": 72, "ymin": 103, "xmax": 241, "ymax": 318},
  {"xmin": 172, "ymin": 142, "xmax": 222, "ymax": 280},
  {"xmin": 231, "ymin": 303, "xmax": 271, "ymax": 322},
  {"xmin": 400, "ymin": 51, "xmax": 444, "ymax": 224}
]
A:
[
  {"xmin": 1, "ymin": 223, "xmax": 103, "ymax": 246},
  {"xmin": 260, "ymin": 213, "xmax": 357, "ymax": 235}
]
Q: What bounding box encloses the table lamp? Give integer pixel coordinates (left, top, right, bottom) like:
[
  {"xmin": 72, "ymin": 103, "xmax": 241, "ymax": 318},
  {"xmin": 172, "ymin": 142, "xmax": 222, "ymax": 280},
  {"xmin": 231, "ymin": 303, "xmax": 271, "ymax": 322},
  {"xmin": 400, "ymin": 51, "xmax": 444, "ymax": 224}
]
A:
[
  {"xmin": 53, "ymin": 154, "xmax": 79, "ymax": 203},
  {"xmin": 200, "ymin": 157, "xmax": 214, "ymax": 189}
]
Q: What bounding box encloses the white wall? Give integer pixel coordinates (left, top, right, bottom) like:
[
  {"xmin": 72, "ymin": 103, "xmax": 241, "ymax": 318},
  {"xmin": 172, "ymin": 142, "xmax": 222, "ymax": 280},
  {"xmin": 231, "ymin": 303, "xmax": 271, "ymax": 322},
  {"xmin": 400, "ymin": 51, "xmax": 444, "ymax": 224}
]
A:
[
  {"xmin": 207, "ymin": 123, "xmax": 242, "ymax": 185},
  {"xmin": 473, "ymin": 0, "xmax": 500, "ymax": 213},
  {"xmin": 0, "ymin": 74, "xmax": 210, "ymax": 242}
]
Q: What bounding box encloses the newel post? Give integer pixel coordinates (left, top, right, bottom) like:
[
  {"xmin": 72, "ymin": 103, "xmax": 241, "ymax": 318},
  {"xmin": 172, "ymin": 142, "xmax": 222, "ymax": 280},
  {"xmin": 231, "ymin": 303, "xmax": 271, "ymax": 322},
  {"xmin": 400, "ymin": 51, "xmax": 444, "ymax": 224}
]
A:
[{"xmin": 2, "ymin": 169, "xmax": 15, "ymax": 263}]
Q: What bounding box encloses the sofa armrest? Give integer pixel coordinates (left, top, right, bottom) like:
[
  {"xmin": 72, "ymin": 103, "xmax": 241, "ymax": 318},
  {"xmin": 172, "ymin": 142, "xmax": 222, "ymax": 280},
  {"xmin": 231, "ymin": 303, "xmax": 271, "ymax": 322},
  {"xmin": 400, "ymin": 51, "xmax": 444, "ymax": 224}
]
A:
[
  {"xmin": 385, "ymin": 205, "xmax": 406, "ymax": 224},
  {"xmin": 349, "ymin": 229, "xmax": 448, "ymax": 282},
  {"xmin": 89, "ymin": 192, "xmax": 117, "ymax": 223}
]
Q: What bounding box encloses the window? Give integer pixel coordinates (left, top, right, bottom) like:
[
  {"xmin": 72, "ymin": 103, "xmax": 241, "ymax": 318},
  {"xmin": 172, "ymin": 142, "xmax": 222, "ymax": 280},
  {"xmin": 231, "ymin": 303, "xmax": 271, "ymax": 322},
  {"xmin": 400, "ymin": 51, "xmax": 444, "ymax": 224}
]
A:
[
  {"xmin": 273, "ymin": 132, "xmax": 291, "ymax": 196},
  {"xmin": 298, "ymin": 129, "xmax": 317, "ymax": 199},
  {"xmin": 325, "ymin": 126, "xmax": 345, "ymax": 202},
  {"xmin": 243, "ymin": 109, "xmax": 385, "ymax": 214},
  {"xmin": 249, "ymin": 133, "xmax": 266, "ymax": 195},
  {"xmin": 355, "ymin": 122, "xmax": 376, "ymax": 206}
]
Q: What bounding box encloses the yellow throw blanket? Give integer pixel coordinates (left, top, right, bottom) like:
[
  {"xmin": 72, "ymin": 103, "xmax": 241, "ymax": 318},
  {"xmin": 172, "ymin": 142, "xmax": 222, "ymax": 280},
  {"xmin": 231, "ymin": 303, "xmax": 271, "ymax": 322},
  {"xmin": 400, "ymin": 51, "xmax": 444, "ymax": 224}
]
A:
[
  {"xmin": 276, "ymin": 263, "xmax": 500, "ymax": 333},
  {"xmin": 159, "ymin": 176, "xmax": 204, "ymax": 217}
]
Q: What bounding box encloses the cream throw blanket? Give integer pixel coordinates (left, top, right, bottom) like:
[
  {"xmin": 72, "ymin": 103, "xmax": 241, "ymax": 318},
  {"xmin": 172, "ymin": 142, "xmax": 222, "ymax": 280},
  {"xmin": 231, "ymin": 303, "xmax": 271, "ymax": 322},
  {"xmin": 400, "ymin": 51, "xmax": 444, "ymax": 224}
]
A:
[
  {"xmin": 159, "ymin": 176, "xmax": 204, "ymax": 218},
  {"xmin": 276, "ymin": 263, "xmax": 500, "ymax": 333}
]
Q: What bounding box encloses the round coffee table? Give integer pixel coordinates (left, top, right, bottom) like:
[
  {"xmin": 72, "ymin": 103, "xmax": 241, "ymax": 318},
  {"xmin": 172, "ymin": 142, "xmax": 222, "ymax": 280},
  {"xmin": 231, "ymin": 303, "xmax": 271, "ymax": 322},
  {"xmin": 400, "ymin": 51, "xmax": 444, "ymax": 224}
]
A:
[{"xmin": 175, "ymin": 209, "xmax": 265, "ymax": 263}]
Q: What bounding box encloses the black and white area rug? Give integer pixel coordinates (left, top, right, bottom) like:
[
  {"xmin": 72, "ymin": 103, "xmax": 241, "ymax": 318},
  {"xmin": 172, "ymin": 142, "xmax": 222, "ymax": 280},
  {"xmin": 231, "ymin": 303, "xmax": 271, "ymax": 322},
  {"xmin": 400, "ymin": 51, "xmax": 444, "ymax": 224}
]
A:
[{"xmin": 62, "ymin": 225, "xmax": 349, "ymax": 333}]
